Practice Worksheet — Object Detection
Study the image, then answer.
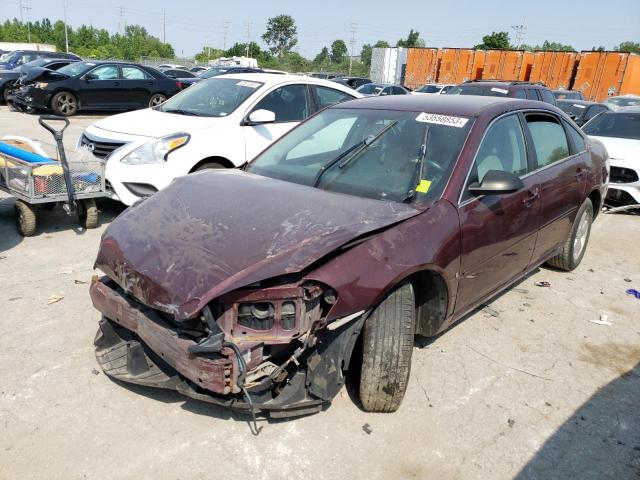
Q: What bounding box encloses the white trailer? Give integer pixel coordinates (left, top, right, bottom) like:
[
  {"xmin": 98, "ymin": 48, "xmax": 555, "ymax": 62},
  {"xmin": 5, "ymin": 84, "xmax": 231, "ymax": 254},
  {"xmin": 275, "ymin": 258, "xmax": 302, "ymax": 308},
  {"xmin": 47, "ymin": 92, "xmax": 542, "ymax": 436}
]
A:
[
  {"xmin": 370, "ymin": 48, "xmax": 407, "ymax": 84},
  {"xmin": 0, "ymin": 42, "xmax": 56, "ymax": 52},
  {"xmin": 209, "ymin": 56, "xmax": 258, "ymax": 68}
]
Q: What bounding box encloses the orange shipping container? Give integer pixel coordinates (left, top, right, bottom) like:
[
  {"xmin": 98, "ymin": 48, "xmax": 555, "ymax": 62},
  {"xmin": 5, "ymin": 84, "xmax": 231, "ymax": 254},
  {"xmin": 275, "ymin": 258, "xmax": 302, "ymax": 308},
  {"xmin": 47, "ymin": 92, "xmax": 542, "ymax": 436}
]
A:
[
  {"xmin": 436, "ymin": 48, "xmax": 485, "ymax": 84},
  {"xmin": 573, "ymin": 51, "xmax": 640, "ymax": 101},
  {"xmin": 529, "ymin": 51, "xmax": 579, "ymax": 89},
  {"xmin": 403, "ymin": 48, "xmax": 439, "ymax": 89},
  {"xmin": 519, "ymin": 52, "xmax": 534, "ymax": 81},
  {"xmin": 480, "ymin": 50, "xmax": 527, "ymax": 81}
]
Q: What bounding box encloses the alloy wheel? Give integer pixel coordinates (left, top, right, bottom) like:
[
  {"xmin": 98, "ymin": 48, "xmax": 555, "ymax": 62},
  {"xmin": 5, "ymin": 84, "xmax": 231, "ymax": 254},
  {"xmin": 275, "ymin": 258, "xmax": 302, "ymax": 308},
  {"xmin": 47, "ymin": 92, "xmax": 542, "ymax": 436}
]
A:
[
  {"xmin": 572, "ymin": 210, "xmax": 590, "ymax": 262},
  {"xmin": 57, "ymin": 93, "xmax": 76, "ymax": 115}
]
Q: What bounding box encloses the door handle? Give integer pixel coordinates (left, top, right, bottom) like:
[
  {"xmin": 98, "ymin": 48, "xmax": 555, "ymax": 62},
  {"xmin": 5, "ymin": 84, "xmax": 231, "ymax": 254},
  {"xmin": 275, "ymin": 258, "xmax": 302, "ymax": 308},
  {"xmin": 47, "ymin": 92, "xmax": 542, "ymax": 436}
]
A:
[
  {"xmin": 114, "ymin": 82, "xmax": 120, "ymax": 86},
  {"xmin": 575, "ymin": 168, "xmax": 587, "ymax": 180},
  {"xmin": 522, "ymin": 188, "xmax": 539, "ymax": 206}
]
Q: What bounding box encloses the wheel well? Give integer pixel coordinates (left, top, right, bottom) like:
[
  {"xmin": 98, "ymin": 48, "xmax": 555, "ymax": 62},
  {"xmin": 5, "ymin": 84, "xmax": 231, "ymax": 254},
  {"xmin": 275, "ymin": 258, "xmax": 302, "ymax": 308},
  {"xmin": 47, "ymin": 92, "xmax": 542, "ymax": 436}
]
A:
[
  {"xmin": 587, "ymin": 189, "xmax": 601, "ymax": 218},
  {"xmin": 189, "ymin": 156, "xmax": 235, "ymax": 172},
  {"xmin": 49, "ymin": 90, "xmax": 76, "ymax": 109},
  {"xmin": 406, "ymin": 270, "xmax": 449, "ymax": 338}
]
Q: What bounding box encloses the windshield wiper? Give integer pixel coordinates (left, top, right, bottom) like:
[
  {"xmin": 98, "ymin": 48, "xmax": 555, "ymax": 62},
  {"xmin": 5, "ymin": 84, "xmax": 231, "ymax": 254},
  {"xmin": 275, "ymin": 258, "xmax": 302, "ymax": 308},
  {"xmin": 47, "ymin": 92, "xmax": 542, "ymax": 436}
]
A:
[
  {"xmin": 161, "ymin": 108, "xmax": 200, "ymax": 116},
  {"xmin": 402, "ymin": 125, "xmax": 430, "ymax": 203},
  {"xmin": 312, "ymin": 120, "xmax": 398, "ymax": 188}
]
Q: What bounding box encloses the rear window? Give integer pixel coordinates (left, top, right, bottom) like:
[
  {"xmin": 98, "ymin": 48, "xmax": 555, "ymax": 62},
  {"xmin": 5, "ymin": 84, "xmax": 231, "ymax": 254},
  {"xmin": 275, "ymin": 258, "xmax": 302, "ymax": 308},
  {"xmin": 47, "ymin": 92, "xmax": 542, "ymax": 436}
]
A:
[
  {"xmin": 583, "ymin": 112, "xmax": 640, "ymax": 140},
  {"xmin": 447, "ymin": 85, "xmax": 509, "ymax": 97},
  {"xmin": 417, "ymin": 85, "xmax": 440, "ymax": 93},
  {"xmin": 558, "ymin": 102, "xmax": 587, "ymax": 117}
]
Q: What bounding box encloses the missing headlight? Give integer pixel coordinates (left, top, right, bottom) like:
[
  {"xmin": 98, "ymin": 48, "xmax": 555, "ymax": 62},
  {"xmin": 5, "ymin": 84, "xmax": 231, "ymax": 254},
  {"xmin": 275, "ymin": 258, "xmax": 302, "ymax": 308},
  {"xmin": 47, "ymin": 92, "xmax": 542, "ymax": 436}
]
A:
[{"xmin": 238, "ymin": 302, "xmax": 275, "ymax": 330}]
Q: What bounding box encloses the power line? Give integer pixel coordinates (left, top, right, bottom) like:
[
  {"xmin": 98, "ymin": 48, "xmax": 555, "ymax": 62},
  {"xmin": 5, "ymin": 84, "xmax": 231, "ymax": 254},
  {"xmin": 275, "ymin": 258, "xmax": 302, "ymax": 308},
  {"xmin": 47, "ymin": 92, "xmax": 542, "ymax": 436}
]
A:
[
  {"xmin": 223, "ymin": 19, "xmax": 230, "ymax": 50},
  {"xmin": 22, "ymin": 1, "xmax": 32, "ymax": 42},
  {"xmin": 162, "ymin": 10, "xmax": 166, "ymax": 43},
  {"xmin": 245, "ymin": 20, "xmax": 252, "ymax": 57}
]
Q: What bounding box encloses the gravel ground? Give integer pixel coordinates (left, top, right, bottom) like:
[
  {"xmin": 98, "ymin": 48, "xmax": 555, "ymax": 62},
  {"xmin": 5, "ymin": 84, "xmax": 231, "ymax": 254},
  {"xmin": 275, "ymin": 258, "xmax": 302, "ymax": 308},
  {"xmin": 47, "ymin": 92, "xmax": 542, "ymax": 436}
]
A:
[{"xmin": 0, "ymin": 107, "xmax": 639, "ymax": 480}]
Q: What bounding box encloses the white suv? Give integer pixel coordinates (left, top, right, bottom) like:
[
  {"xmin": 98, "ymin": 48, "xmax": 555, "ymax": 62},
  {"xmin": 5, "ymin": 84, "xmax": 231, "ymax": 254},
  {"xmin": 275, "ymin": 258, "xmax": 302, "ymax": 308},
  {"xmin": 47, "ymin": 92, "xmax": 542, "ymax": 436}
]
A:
[{"xmin": 81, "ymin": 73, "xmax": 359, "ymax": 205}]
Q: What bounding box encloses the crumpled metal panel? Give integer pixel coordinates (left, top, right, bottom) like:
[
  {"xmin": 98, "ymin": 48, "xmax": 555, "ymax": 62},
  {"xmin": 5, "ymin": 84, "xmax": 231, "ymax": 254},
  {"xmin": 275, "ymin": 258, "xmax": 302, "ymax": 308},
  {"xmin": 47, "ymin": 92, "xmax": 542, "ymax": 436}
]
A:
[{"xmin": 95, "ymin": 170, "xmax": 419, "ymax": 320}]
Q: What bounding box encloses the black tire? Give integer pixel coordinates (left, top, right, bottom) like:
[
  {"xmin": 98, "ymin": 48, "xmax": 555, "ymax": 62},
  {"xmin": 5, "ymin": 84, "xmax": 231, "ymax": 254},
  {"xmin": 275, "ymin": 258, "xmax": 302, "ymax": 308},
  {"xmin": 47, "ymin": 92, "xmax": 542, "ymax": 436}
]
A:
[
  {"xmin": 14, "ymin": 200, "xmax": 37, "ymax": 236},
  {"xmin": 51, "ymin": 91, "xmax": 78, "ymax": 116},
  {"xmin": 3, "ymin": 83, "xmax": 13, "ymax": 103},
  {"xmin": 195, "ymin": 162, "xmax": 224, "ymax": 171},
  {"xmin": 546, "ymin": 199, "xmax": 594, "ymax": 271},
  {"xmin": 359, "ymin": 282, "xmax": 415, "ymax": 413},
  {"xmin": 149, "ymin": 93, "xmax": 167, "ymax": 107},
  {"xmin": 78, "ymin": 199, "xmax": 98, "ymax": 229}
]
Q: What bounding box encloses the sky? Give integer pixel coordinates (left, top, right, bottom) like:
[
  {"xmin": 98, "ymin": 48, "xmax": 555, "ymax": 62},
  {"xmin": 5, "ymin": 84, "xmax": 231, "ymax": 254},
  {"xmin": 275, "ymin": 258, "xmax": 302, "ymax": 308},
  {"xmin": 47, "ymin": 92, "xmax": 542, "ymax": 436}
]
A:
[{"xmin": 2, "ymin": 0, "xmax": 639, "ymax": 57}]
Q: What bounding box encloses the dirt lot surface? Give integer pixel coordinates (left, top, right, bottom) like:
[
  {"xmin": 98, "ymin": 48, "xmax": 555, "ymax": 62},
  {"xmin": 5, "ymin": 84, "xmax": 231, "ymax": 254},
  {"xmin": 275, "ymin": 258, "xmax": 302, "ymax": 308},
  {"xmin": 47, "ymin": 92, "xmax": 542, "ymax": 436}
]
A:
[{"xmin": 1, "ymin": 107, "xmax": 639, "ymax": 480}]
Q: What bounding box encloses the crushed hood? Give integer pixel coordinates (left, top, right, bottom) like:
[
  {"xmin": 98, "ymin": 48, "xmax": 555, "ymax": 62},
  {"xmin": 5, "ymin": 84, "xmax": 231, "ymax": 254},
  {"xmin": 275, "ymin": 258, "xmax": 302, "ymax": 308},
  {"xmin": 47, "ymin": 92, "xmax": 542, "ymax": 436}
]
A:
[
  {"xmin": 93, "ymin": 108, "xmax": 216, "ymax": 138},
  {"xmin": 95, "ymin": 170, "xmax": 420, "ymax": 320}
]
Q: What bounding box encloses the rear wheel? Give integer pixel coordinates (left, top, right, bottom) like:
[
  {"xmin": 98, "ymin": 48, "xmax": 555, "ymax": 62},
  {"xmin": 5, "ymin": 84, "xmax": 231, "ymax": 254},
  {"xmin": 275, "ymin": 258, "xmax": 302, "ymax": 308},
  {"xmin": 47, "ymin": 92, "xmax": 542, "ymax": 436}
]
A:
[
  {"xmin": 546, "ymin": 199, "xmax": 593, "ymax": 271},
  {"xmin": 78, "ymin": 199, "xmax": 98, "ymax": 229},
  {"xmin": 51, "ymin": 91, "xmax": 78, "ymax": 116},
  {"xmin": 14, "ymin": 200, "xmax": 37, "ymax": 236},
  {"xmin": 359, "ymin": 282, "xmax": 415, "ymax": 413},
  {"xmin": 149, "ymin": 94, "xmax": 167, "ymax": 107}
]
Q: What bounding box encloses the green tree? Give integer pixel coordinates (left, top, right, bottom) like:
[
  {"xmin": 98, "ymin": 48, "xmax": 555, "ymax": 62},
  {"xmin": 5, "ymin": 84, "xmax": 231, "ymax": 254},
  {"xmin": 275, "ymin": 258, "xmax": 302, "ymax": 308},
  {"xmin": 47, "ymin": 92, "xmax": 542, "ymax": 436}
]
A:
[
  {"xmin": 615, "ymin": 41, "xmax": 640, "ymax": 54},
  {"xmin": 397, "ymin": 29, "xmax": 424, "ymax": 48},
  {"xmin": 314, "ymin": 46, "xmax": 329, "ymax": 64},
  {"xmin": 475, "ymin": 31, "xmax": 511, "ymax": 50},
  {"xmin": 360, "ymin": 44, "xmax": 372, "ymax": 66},
  {"xmin": 330, "ymin": 39, "xmax": 348, "ymax": 63},
  {"xmin": 591, "ymin": 46, "xmax": 606, "ymax": 52},
  {"xmin": 261, "ymin": 14, "xmax": 298, "ymax": 58}
]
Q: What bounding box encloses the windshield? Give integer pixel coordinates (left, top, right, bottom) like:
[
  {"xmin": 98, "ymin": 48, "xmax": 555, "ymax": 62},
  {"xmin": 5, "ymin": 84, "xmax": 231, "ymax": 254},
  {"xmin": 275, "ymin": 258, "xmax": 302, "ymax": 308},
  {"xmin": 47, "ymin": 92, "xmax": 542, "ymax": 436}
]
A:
[
  {"xmin": 156, "ymin": 77, "xmax": 262, "ymax": 117},
  {"xmin": 557, "ymin": 102, "xmax": 587, "ymax": 117},
  {"xmin": 247, "ymin": 108, "xmax": 473, "ymax": 203},
  {"xmin": 57, "ymin": 61, "xmax": 94, "ymax": 77},
  {"xmin": 357, "ymin": 84, "xmax": 383, "ymax": 95},
  {"xmin": 417, "ymin": 85, "xmax": 440, "ymax": 93},
  {"xmin": 583, "ymin": 112, "xmax": 640, "ymax": 140},
  {"xmin": 1, "ymin": 51, "xmax": 20, "ymax": 64},
  {"xmin": 447, "ymin": 85, "xmax": 509, "ymax": 97},
  {"xmin": 200, "ymin": 68, "xmax": 229, "ymax": 79}
]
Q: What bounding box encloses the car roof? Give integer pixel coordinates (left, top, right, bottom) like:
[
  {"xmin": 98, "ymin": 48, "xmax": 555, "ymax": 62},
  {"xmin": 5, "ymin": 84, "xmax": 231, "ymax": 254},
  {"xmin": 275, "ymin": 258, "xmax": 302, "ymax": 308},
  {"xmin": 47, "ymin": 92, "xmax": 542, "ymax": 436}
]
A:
[
  {"xmin": 218, "ymin": 72, "xmax": 359, "ymax": 91},
  {"xmin": 333, "ymin": 94, "xmax": 552, "ymax": 117},
  {"xmin": 556, "ymin": 99, "xmax": 602, "ymax": 106},
  {"xmin": 617, "ymin": 106, "xmax": 640, "ymax": 113},
  {"xmin": 461, "ymin": 80, "xmax": 547, "ymax": 89}
]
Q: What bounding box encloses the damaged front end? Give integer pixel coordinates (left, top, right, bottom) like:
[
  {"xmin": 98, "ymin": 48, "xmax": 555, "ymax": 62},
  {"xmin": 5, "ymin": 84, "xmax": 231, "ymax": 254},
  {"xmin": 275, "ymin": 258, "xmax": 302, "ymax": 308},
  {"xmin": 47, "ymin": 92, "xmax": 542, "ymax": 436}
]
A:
[{"xmin": 91, "ymin": 275, "xmax": 366, "ymax": 418}]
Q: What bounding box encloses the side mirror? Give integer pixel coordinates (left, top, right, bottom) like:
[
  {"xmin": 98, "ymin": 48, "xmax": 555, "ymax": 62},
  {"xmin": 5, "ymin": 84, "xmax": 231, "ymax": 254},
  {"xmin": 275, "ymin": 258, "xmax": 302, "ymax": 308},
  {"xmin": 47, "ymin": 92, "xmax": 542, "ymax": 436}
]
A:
[
  {"xmin": 246, "ymin": 109, "xmax": 276, "ymax": 125},
  {"xmin": 380, "ymin": 91, "xmax": 388, "ymax": 96},
  {"xmin": 84, "ymin": 73, "xmax": 97, "ymax": 81},
  {"xmin": 468, "ymin": 170, "xmax": 524, "ymax": 195}
]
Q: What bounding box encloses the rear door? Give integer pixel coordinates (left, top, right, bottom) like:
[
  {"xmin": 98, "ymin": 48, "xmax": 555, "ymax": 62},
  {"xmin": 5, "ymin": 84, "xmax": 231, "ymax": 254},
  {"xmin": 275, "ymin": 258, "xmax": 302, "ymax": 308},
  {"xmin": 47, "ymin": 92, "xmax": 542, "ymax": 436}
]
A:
[
  {"xmin": 525, "ymin": 112, "xmax": 587, "ymax": 263},
  {"xmin": 455, "ymin": 113, "xmax": 541, "ymax": 314},
  {"xmin": 80, "ymin": 64, "xmax": 121, "ymax": 107},
  {"xmin": 243, "ymin": 83, "xmax": 313, "ymax": 161}
]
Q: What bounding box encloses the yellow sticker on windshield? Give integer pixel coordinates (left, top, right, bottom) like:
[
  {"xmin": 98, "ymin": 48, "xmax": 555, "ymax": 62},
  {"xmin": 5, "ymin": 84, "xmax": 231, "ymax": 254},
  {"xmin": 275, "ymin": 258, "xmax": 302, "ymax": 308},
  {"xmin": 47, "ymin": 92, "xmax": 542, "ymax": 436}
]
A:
[{"xmin": 416, "ymin": 179, "xmax": 432, "ymax": 193}]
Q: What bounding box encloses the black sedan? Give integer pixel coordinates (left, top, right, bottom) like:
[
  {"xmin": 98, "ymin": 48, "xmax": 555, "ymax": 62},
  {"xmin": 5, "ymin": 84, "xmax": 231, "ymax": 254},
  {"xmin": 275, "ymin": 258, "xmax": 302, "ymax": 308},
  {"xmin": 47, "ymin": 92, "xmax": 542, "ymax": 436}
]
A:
[
  {"xmin": 11, "ymin": 61, "xmax": 183, "ymax": 116},
  {"xmin": 1, "ymin": 58, "xmax": 79, "ymax": 103},
  {"xmin": 556, "ymin": 99, "xmax": 610, "ymax": 127}
]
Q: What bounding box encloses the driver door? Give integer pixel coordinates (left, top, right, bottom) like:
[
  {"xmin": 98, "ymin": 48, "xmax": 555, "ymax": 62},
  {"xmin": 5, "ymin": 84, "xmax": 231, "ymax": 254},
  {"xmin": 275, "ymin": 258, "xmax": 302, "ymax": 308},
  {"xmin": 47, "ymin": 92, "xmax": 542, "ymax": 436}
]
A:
[
  {"xmin": 454, "ymin": 113, "xmax": 542, "ymax": 315},
  {"xmin": 79, "ymin": 64, "xmax": 121, "ymax": 108},
  {"xmin": 243, "ymin": 84, "xmax": 313, "ymax": 161}
]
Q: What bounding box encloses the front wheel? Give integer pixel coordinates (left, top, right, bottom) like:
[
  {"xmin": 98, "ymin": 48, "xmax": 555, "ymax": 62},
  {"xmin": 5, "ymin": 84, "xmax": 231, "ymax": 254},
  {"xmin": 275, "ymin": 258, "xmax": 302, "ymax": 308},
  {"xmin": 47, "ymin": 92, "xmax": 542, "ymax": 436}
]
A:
[
  {"xmin": 51, "ymin": 91, "xmax": 78, "ymax": 116},
  {"xmin": 546, "ymin": 198, "xmax": 593, "ymax": 271},
  {"xmin": 359, "ymin": 282, "xmax": 415, "ymax": 413},
  {"xmin": 149, "ymin": 93, "xmax": 167, "ymax": 107},
  {"xmin": 14, "ymin": 200, "xmax": 37, "ymax": 236},
  {"xmin": 78, "ymin": 199, "xmax": 99, "ymax": 229}
]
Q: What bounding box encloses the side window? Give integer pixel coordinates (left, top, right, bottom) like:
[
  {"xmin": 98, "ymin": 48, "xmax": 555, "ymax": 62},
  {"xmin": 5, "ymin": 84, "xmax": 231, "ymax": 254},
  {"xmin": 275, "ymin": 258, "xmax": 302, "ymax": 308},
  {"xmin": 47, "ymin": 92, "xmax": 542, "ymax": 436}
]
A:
[
  {"xmin": 466, "ymin": 114, "xmax": 528, "ymax": 194},
  {"xmin": 122, "ymin": 66, "xmax": 151, "ymax": 80},
  {"xmin": 315, "ymin": 86, "xmax": 354, "ymax": 109},
  {"xmin": 514, "ymin": 90, "xmax": 527, "ymax": 99},
  {"xmin": 441, "ymin": 85, "xmax": 454, "ymax": 94},
  {"xmin": 540, "ymin": 89, "xmax": 556, "ymax": 105},
  {"xmin": 525, "ymin": 89, "xmax": 540, "ymax": 101},
  {"xmin": 252, "ymin": 84, "xmax": 310, "ymax": 122},
  {"xmin": 393, "ymin": 87, "xmax": 407, "ymax": 95},
  {"xmin": 525, "ymin": 114, "xmax": 570, "ymax": 168},
  {"xmin": 380, "ymin": 87, "xmax": 392, "ymax": 96},
  {"xmin": 563, "ymin": 120, "xmax": 586, "ymax": 153},
  {"xmin": 89, "ymin": 65, "xmax": 119, "ymax": 80}
]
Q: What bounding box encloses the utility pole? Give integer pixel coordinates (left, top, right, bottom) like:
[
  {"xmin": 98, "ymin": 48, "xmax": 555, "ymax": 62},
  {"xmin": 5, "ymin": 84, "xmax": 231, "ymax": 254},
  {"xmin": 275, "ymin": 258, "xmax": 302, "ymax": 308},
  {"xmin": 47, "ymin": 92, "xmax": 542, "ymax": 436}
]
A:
[
  {"xmin": 118, "ymin": 7, "xmax": 126, "ymax": 35},
  {"xmin": 63, "ymin": 0, "xmax": 69, "ymax": 52},
  {"xmin": 19, "ymin": 0, "xmax": 23, "ymax": 22},
  {"xmin": 349, "ymin": 22, "xmax": 358, "ymax": 75},
  {"xmin": 511, "ymin": 20, "xmax": 527, "ymax": 49},
  {"xmin": 245, "ymin": 21, "xmax": 252, "ymax": 57},
  {"xmin": 223, "ymin": 20, "xmax": 230, "ymax": 51},
  {"xmin": 162, "ymin": 10, "xmax": 166, "ymax": 43},
  {"xmin": 22, "ymin": 2, "xmax": 32, "ymax": 43}
]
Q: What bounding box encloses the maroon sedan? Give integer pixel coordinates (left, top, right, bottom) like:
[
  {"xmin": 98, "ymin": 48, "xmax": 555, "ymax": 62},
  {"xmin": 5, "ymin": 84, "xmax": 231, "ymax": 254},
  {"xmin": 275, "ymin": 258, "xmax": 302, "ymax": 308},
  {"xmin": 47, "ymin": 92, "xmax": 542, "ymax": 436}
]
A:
[{"xmin": 90, "ymin": 95, "xmax": 608, "ymax": 419}]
